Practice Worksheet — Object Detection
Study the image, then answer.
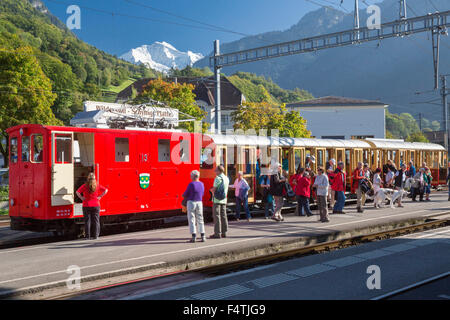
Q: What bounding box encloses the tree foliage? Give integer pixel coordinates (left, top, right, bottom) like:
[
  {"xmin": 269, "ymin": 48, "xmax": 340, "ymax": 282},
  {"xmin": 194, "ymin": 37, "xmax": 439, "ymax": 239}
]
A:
[
  {"xmin": 0, "ymin": 0, "xmax": 159, "ymax": 124},
  {"xmin": 406, "ymin": 131, "xmax": 429, "ymax": 143},
  {"xmin": 228, "ymin": 71, "xmax": 314, "ymax": 104},
  {"xmin": 132, "ymin": 78, "xmax": 206, "ymax": 132},
  {"xmin": 0, "ymin": 46, "xmax": 62, "ymax": 166},
  {"xmin": 386, "ymin": 111, "xmax": 421, "ymax": 139},
  {"xmin": 231, "ymin": 102, "xmax": 311, "ymax": 138}
]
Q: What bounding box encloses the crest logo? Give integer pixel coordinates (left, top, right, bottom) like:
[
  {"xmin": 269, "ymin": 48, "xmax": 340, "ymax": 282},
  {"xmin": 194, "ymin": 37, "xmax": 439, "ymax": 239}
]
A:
[{"xmin": 139, "ymin": 173, "xmax": 150, "ymax": 189}]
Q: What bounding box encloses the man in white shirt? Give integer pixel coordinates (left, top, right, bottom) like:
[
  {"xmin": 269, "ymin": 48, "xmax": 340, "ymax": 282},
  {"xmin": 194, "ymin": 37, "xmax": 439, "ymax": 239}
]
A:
[{"xmin": 313, "ymin": 167, "xmax": 330, "ymax": 223}]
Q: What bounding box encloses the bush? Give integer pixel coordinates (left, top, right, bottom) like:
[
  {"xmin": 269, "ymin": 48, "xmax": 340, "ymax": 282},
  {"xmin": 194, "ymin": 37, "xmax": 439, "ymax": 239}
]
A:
[{"xmin": 0, "ymin": 186, "xmax": 9, "ymax": 202}]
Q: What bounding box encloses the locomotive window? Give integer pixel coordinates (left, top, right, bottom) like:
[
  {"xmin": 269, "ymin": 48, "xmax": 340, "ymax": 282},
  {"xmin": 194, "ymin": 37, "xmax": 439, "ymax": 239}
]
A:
[
  {"xmin": 55, "ymin": 135, "xmax": 72, "ymax": 164},
  {"xmin": 31, "ymin": 135, "xmax": 43, "ymax": 163},
  {"xmin": 21, "ymin": 136, "xmax": 30, "ymax": 162},
  {"xmin": 201, "ymin": 147, "xmax": 214, "ymax": 169},
  {"xmin": 10, "ymin": 137, "xmax": 18, "ymax": 164},
  {"xmin": 158, "ymin": 139, "xmax": 171, "ymax": 162},
  {"xmin": 179, "ymin": 139, "xmax": 190, "ymax": 163},
  {"xmin": 115, "ymin": 138, "xmax": 129, "ymax": 162}
]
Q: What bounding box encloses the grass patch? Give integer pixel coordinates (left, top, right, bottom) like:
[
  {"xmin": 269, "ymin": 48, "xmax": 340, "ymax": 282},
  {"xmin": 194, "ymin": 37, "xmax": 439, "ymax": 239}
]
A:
[
  {"xmin": 0, "ymin": 208, "xmax": 8, "ymax": 215},
  {"xmin": 105, "ymin": 78, "xmax": 136, "ymax": 93}
]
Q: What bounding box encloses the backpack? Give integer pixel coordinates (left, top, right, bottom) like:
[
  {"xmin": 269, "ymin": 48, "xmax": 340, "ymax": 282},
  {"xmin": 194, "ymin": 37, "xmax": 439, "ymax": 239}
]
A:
[
  {"xmin": 238, "ymin": 180, "xmax": 250, "ymax": 199},
  {"xmin": 214, "ymin": 176, "xmax": 226, "ymax": 201},
  {"xmin": 284, "ymin": 181, "xmax": 295, "ymax": 198},
  {"xmin": 359, "ymin": 179, "xmax": 370, "ymax": 193}
]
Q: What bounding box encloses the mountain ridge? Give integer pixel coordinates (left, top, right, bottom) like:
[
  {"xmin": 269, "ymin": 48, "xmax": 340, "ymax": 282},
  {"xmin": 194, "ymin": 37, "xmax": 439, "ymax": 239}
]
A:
[{"xmin": 120, "ymin": 41, "xmax": 204, "ymax": 74}]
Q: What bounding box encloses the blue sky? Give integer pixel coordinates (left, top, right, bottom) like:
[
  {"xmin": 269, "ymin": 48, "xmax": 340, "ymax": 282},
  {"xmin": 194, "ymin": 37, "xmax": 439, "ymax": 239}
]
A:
[{"xmin": 42, "ymin": 0, "xmax": 356, "ymax": 56}]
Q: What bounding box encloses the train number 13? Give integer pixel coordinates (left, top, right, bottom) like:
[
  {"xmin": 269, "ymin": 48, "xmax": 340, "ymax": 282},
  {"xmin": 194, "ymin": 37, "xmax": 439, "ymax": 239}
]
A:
[{"xmin": 139, "ymin": 153, "xmax": 148, "ymax": 162}]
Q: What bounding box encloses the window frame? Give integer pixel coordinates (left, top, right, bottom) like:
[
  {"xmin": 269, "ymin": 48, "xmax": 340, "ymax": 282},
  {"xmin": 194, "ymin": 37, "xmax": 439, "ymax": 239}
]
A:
[
  {"xmin": 21, "ymin": 136, "xmax": 31, "ymax": 163},
  {"xmin": 10, "ymin": 137, "xmax": 18, "ymax": 164},
  {"xmin": 115, "ymin": 137, "xmax": 130, "ymax": 163},
  {"xmin": 54, "ymin": 134, "xmax": 73, "ymax": 164},
  {"xmin": 31, "ymin": 134, "xmax": 44, "ymax": 163}
]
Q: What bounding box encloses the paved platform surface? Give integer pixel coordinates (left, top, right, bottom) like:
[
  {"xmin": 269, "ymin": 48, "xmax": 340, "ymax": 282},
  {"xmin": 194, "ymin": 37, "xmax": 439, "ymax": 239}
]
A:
[
  {"xmin": 128, "ymin": 226, "xmax": 450, "ymax": 300},
  {"xmin": 0, "ymin": 192, "xmax": 449, "ymax": 299}
]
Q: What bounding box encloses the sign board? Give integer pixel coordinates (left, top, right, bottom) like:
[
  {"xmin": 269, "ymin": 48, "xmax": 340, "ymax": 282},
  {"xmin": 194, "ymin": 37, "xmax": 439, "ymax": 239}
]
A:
[{"xmin": 83, "ymin": 101, "xmax": 179, "ymax": 126}]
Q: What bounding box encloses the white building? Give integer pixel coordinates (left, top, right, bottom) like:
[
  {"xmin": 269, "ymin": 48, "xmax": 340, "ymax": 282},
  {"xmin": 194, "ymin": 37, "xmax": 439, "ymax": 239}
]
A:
[{"xmin": 286, "ymin": 96, "xmax": 388, "ymax": 139}]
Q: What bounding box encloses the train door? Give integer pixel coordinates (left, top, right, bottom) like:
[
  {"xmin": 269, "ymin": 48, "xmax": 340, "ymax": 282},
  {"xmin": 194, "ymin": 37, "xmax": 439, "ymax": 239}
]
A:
[
  {"xmin": 240, "ymin": 147, "xmax": 256, "ymax": 203},
  {"xmin": 137, "ymin": 134, "xmax": 151, "ymax": 211},
  {"xmin": 18, "ymin": 134, "xmax": 33, "ymax": 216},
  {"xmin": 51, "ymin": 132, "xmax": 74, "ymax": 206}
]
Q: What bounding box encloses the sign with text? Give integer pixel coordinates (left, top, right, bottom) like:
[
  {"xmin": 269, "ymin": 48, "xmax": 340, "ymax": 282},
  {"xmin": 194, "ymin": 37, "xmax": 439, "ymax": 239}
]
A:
[{"xmin": 83, "ymin": 101, "xmax": 179, "ymax": 126}]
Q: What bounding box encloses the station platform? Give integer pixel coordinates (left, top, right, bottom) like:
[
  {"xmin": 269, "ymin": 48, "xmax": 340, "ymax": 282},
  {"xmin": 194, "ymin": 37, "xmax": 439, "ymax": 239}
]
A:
[{"xmin": 0, "ymin": 192, "xmax": 449, "ymax": 299}]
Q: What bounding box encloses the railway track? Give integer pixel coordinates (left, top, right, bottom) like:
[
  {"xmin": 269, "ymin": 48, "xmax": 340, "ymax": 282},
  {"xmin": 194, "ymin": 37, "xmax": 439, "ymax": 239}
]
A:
[{"xmin": 47, "ymin": 215, "xmax": 449, "ymax": 300}]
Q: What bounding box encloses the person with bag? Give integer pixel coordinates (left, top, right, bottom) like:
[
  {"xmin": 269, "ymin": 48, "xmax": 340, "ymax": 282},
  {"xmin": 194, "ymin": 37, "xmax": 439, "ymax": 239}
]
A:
[
  {"xmin": 424, "ymin": 168, "xmax": 432, "ymax": 201},
  {"xmin": 313, "ymin": 167, "xmax": 329, "ymax": 222},
  {"xmin": 351, "ymin": 162, "xmax": 365, "ymax": 213},
  {"xmin": 182, "ymin": 170, "xmax": 205, "ymax": 243},
  {"xmin": 230, "ymin": 171, "xmax": 251, "ymax": 222},
  {"xmin": 332, "ymin": 161, "xmax": 347, "ymax": 214},
  {"xmin": 270, "ymin": 162, "xmax": 286, "ymax": 222},
  {"xmin": 76, "ymin": 173, "xmax": 108, "ymax": 240},
  {"xmin": 209, "ymin": 165, "xmax": 230, "ymax": 239},
  {"xmin": 260, "ymin": 170, "xmax": 275, "ymax": 219},
  {"xmin": 412, "ymin": 168, "xmax": 425, "ymax": 202},
  {"xmin": 326, "ymin": 158, "xmax": 336, "ymax": 209},
  {"xmin": 293, "ymin": 168, "xmax": 313, "ymax": 217}
]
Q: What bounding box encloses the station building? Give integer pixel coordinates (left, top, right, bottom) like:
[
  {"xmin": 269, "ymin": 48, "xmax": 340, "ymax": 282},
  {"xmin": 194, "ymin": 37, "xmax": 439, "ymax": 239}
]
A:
[{"xmin": 286, "ymin": 96, "xmax": 388, "ymax": 140}]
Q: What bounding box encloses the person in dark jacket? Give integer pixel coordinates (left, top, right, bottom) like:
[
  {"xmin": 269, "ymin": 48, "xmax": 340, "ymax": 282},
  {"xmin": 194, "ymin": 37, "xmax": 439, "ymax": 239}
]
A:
[
  {"xmin": 393, "ymin": 164, "xmax": 406, "ymax": 207},
  {"xmin": 270, "ymin": 162, "xmax": 286, "ymax": 222}
]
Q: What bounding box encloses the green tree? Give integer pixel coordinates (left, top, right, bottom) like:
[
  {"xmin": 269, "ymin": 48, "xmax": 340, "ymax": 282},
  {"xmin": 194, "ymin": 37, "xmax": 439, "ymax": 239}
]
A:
[
  {"xmin": 0, "ymin": 46, "xmax": 61, "ymax": 166},
  {"xmin": 231, "ymin": 102, "xmax": 311, "ymax": 138},
  {"xmin": 406, "ymin": 132, "xmax": 429, "ymax": 143},
  {"xmin": 132, "ymin": 78, "xmax": 206, "ymax": 132}
]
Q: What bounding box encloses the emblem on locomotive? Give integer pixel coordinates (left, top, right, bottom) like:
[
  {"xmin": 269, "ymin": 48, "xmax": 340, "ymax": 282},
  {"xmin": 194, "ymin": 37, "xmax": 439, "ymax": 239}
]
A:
[{"xmin": 139, "ymin": 173, "xmax": 150, "ymax": 189}]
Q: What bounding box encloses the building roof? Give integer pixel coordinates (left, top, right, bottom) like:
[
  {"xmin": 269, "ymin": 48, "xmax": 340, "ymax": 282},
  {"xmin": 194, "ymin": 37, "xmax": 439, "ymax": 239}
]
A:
[
  {"xmin": 286, "ymin": 96, "xmax": 388, "ymax": 108},
  {"xmin": 116, "ymin": 76, "xmax": 244, "ymax": 110}
]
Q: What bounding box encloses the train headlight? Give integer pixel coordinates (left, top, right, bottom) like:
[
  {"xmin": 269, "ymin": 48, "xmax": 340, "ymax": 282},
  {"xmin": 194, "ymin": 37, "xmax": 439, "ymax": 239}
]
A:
[
  {"xmin": 34, "ymin": 200, "xmax": 39, "ymax": 208},
  {"xmin": 10, "ymin": 199, "xmax": 14, "ymax": 206}
]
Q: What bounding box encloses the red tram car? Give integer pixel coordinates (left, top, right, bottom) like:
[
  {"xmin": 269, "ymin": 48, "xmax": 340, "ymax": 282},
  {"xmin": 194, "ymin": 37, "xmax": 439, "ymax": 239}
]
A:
[{"xmin": 7, "ymin": 123, "xmax": 448, "ymax": 235}]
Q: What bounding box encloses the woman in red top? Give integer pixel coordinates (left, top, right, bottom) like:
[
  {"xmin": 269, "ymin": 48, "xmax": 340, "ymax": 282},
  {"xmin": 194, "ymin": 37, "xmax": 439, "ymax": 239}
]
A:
[
  {"xmin": 292, "ymin": 168, "xmax": 313, "ymax": 217},
  {"xmin": 76, "ymin": 173, "xmax": 108, "ymax": 240}
]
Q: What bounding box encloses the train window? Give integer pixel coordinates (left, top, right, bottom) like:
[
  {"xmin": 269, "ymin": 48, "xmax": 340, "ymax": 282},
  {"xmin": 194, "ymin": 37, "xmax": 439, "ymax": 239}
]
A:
[
  {"xmin": 31, "ymin": 135, "xmax": 43, "ymax": 163},
  {"xmin": 345, "ymin": 150, "xmax": 350, "ymax": 169},
  {"xmin": 10, "ymin": 137, "xmax": 18, "ymax": 164},
  {"xmin": 337, "ymin": 150, "xmax": 343, "ymax": 163},
  {"xmin": 317, "ymin": 150, "xmax": 324, "ymax": 167},
  {"xmin": 179, "ymin": 139, "xmax": 190, "ymax": 163},
  {"xmin": 55, "ymin": 135, "xmax": 72, "ymax": 164},
  {"xmin": 158, "ymin": 139, "xmax": 170, "ymax": 162},
  {"xmin": 21, "ymin": 136, "xmax": 30, "ymax": 162},
  {"xmin": 201, "ymin": 147, "xmax": 214, "ymax": 169},
  {"xmin": 115, "ymin": 138, "xmax": 129, "ymax": 162},
  {"xmin": 294, "ymin": 150, "xmax": 302, "ymax": 170}
]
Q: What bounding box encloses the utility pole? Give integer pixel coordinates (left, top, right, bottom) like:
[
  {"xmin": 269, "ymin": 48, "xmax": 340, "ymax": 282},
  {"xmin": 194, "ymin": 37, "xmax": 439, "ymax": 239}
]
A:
[
  {"xmin": 354, "ymin": 0, "xmax": 360, "ymax": 41},
  {"xmin": 441, "ymin": 75, "xmax": 449, "ymax": 152},
  {"xmin": 418, "ymin": 113, "xmax": 422, "ymax": 131},
  {"xmin": 399, "ymin": 0, "xmax": 407, "ymax": 20},
  {"xmin": 213, "ymin": 40, "xmax": 221, "ymax": 134}
]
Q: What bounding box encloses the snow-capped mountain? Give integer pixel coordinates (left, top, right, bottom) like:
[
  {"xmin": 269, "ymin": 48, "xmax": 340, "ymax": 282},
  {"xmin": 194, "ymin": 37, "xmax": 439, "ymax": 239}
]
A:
[{"xmin": 120, "ymin": 41, "xmax": 204, "ymax": 74}]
